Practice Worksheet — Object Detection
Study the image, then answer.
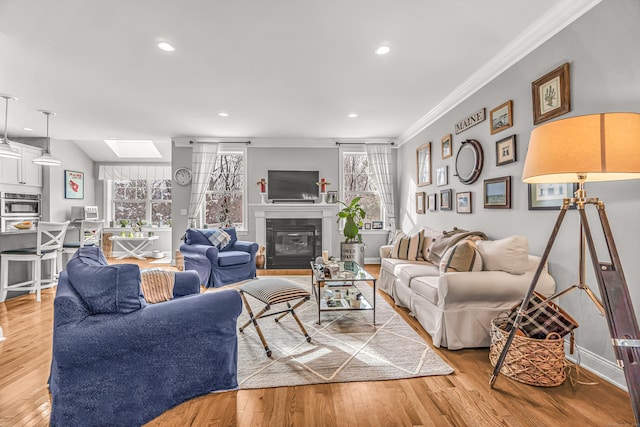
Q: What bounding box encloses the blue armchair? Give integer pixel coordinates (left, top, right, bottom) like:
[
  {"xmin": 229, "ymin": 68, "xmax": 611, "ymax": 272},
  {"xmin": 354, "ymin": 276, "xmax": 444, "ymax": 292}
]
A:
[
  {"xmin": 49, "ymin": 247, "xmax": 243, "ymax": 427},
  {"xmin": 180, "ymin": 227, "xmax": 259, "ymax": 288}
]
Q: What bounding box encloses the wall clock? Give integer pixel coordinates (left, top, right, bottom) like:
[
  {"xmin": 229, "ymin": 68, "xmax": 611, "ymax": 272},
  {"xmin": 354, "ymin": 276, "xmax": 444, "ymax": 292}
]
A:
[{"xmin": 174, "ymin": 167, "xmax": 192, "ymax": 185}]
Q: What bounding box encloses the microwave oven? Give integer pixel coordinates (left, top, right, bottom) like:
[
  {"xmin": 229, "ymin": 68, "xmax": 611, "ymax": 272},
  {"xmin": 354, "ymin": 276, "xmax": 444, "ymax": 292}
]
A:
[{"xmin": 71, "ymin": 206, "xmax": 99, "ymax": 221}]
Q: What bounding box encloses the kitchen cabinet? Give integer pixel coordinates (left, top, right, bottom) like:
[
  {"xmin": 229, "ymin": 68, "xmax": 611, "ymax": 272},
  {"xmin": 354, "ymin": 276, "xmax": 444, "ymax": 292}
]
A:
[{"xmin": 0, "ymin": 143, "xmax": 43, "ymax": 187}]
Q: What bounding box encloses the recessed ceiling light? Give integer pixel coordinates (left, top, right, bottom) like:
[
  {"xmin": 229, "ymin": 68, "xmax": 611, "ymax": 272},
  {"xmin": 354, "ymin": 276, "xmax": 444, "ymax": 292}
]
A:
[
  {"xmin": 219, "ymin": 112, "xmax": 229, "ymax": 117},
  {"xmin": 23, "ymin": 127, "xmax": 33, "ymax": 131},
  {"xmin": 348, "ymin": 113, "xmax": 358, "ymax": 118},
  {"xmin": 157, "ymin": 42, "xmax": 175, "ymax": 52},
  {"xmin": 375, "ymin": 45, "xmax": 390, "ymax": 55}
]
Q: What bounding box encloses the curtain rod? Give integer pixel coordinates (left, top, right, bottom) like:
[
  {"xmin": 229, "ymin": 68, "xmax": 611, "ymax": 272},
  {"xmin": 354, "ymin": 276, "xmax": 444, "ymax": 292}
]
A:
[
  {"xmin": 335, "ymin": 141, "xmax": 394, "ymax": 146},
  {"xmin": 189, "ymin": 140, "xmax": 251, "ymax": 145}
]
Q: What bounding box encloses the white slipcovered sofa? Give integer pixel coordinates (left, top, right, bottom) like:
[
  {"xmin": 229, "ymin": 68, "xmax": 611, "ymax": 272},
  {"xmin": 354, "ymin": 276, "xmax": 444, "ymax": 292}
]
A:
[{"xmin": 379, "ymin": 227, "xmax": 555, "ymax": 350}]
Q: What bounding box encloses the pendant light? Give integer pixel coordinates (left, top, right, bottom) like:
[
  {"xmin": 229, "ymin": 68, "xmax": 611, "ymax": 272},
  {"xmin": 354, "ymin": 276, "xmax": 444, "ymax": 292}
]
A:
[
  {"xmin": 32, "ymin": 110, "xmax": 61, "ymax": 166},
  {"xmin": 0, "ymin": 94, "xmax": 21, "ymax": 159}
]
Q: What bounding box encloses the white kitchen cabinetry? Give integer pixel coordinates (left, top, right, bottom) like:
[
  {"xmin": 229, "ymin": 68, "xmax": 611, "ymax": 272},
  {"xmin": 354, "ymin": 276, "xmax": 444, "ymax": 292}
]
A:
[{"xmin": 0, "ymin": 143, "xmax": 43, "ymax": 187}]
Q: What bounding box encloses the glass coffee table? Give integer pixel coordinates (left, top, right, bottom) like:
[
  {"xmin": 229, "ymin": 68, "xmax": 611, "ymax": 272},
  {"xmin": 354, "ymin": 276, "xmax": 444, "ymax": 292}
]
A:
[{"xmin": 310, "ymin": 260, "xmax": 376, "ymax": 325}]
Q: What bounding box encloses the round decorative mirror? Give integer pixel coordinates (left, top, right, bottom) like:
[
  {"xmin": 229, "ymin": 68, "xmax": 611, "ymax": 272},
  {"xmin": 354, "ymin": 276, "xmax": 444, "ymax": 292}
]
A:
[{"xmin": 454, "ymin": 139, "xmax": 484, "ymax": 184}]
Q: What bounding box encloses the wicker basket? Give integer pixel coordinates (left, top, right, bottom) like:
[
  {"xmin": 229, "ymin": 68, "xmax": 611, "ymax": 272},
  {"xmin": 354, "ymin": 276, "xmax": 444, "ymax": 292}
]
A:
[{"xmin": 489, "ymin": 317, "xmax": 567, "ymax": 387}]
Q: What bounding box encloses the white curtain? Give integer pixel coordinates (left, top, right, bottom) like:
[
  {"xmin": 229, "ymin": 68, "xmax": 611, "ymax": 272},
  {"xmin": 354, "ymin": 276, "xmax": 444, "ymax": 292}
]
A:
[
  {"xmin": 98, "ymin": 164, "xmax": 171, "ymax": 180},
  {"xmin": 365, "ymin": 144, "xmax": 396, "ymax": 234},
  {"xmin": 188, "ymin": 142, "xmax": 219, "ymax": 227}
]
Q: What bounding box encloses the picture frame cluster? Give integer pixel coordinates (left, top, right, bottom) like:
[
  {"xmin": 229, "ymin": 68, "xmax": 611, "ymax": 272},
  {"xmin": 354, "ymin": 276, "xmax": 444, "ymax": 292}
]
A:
[{"xmin": 412, "ymin": 62, "xmax": 571, "ymax": 216}]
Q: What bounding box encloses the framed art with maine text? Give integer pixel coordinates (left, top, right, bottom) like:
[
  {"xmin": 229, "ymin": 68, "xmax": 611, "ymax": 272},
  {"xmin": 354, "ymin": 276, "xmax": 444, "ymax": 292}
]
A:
[{"xmin": 64, "ymin": 170, "xmax": 84, "ymax": 199}]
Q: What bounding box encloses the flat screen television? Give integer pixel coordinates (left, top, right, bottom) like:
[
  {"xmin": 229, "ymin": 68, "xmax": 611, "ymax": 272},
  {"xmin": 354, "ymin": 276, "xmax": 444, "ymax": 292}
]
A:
[{"xmin": 268, "ymin": 170, "xmax": 319, "ymax": 202}]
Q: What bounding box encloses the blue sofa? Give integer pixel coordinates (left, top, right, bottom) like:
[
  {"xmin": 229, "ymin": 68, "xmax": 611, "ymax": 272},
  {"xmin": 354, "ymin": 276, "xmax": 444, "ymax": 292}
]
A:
[
  {"xmin": 180, "ymin": 227, "xmax": 259, "ymax": 288},
  {"xmin": 49, "ymin": 247, "xmax": 243, "ymax": 427}
]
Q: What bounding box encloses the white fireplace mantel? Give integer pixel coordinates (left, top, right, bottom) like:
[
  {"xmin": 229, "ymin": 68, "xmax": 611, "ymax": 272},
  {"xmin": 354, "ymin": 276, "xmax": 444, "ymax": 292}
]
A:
[{"xmin": 250, "ymin": 203, "xmax": 340, "ymax": 254}]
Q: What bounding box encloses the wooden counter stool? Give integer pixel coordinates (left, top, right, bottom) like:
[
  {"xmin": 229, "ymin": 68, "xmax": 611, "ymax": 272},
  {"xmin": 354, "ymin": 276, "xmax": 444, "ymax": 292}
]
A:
[
  {"xmin": 238, "ymin": 278, "xmax": 311, "ymax": 357},
  {"xmin": 0, "ymin": 221, "xmax": 70, "ymax": 302}
]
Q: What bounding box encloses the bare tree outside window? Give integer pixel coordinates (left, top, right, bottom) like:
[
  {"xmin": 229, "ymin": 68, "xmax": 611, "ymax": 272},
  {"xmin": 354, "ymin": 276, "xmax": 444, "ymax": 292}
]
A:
[
  {"xmin": 343, "ymin": 153, "xmax": 382, "ymax": 222},
  {"xmin": 113, "ymin": 179, "xmax": 172, "ymax": 225},
  {"xmin": 205, "ymin": 153, "xmax": 244, "ymax": 227}
]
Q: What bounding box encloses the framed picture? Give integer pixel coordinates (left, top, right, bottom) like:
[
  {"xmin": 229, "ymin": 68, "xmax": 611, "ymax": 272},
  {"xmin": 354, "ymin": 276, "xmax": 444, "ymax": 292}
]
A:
[
  {"xmin": 436, "ymin": 166, "xmax": 448, "ymax": 187},
  {"xmin": 364, "ymin": 223, "xmax": 372, "ymax": 230},
  {"xmin": 496, "ymin": 134, "xmax": 517, "ymax": 166},
  {"xmin": 416, "ymin": 191, "xmax": 426, "ymax": 214},
  {"xmin": 483, "ymin": 176, "xmax": 511, "ymax": 209},
  {"xmin": 441, "ymin": 134, "xmax": 452, "ymax": 159},
  {"xmin": 428, "ymin": 193, "xmax": 437, "ymax": 212},
  {"xmin": 456, "ymin": 191, "xmax": 472, "ymax": 214},
  {"xmin": 64, "ymin": 170, "xmax": 84, "ymax": 199},
  {"xmin": 416, "ymin": 142, "xmax": 431, "ymax": 186},
  {"xmin": 440, "ymin": 189, "xmax": 452, "ymax": 211},
  {"xmin": 371, "ymin": 221, "xmax": 383, "ymax": 230},
  {"xmin": 528, "ymin": 183, "xmax": 578, "ymax": 210},
  {"xmin": 489, "ymin": 100, "xmax": 513, "ymax": 134},
  {"xmin": 532, "ymin": 63, "xmax": 571, "ymax": 125},
  {"xmin": 326, "ymin": 190, "xmax": 338, "ymax": 203}
]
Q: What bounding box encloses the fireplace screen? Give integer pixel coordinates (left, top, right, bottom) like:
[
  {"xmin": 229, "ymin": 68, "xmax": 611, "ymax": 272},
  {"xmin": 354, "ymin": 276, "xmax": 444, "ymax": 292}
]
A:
[{"xmin": 266, "ymin": 218, "xmax": 322, "ymax": 269}]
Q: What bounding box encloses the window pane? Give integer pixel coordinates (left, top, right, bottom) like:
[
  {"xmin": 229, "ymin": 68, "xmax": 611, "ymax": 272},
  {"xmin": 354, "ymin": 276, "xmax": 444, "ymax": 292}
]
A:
[
  {"xmin": 114, "ymin": 202, "xmax": 146, "ymax": 222},
  {"xmin": 151, "ymin": 202, "xmax": 172, "ymax": 224},
  {"xmin": 151, "ymin": 179, "xmax": 172, "ymax": 200},
  {"xmin": 205, "ymin": 193, "xmax": 243, "ymax": 225},
  {"xmin": 345, "ymin": 193, "xmax": 381, "ymax": 222}
]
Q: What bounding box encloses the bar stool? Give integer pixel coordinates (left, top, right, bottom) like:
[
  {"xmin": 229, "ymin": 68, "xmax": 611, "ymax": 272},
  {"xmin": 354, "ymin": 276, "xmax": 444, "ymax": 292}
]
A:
[
  {"xmin": 58, "ymin": 220, "xmax": 104, "ymax": 273},
  {"xmin": 0, "ymin": 221, "xmax": 70, "ymax": 302}
]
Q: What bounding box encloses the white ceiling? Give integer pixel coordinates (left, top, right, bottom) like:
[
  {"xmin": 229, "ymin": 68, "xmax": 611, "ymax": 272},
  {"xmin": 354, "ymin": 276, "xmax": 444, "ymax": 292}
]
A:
[{"xmin": 0, "ymin": 0, "xmax": 597, "ymax": 162}]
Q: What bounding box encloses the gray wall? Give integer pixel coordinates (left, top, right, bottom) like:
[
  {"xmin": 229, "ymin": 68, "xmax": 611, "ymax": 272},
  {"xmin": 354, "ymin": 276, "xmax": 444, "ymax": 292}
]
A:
[
  {"xmin": 170, "ymin": 141, "xmax": 394, "ymax": 261},
  {"xmin": 396, "ymin": 0, "xmax": 640, "ymax": 376},
  {"xmin": 44, "ymin": 138, "xmax": 96, "ymax": 222}
]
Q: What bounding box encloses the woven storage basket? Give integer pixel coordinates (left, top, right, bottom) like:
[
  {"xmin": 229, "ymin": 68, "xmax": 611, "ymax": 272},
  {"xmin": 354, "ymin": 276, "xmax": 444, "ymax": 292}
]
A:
[{"xmin": 489, "ymin": 317, "xmax": 567, "ymax": 387}]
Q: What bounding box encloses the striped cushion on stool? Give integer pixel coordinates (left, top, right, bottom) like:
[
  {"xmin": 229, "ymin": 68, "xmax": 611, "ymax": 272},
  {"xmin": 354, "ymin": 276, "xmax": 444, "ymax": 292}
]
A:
[{"xmin": 240, "ymin": 278, "xmax": 309, "ymax": 305}]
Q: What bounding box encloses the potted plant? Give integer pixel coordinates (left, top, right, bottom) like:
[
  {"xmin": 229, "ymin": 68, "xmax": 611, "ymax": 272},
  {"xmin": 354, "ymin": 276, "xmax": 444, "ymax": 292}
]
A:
[{"xmin": 337, "ymin": 197, "xmax": 366, "ymax": 266}]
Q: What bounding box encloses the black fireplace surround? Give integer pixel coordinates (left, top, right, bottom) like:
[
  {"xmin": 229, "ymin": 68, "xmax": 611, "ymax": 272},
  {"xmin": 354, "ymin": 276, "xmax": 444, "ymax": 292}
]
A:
[{"xmin": 266, "ymin": 218, "xmax": 322, "ymax": 269}]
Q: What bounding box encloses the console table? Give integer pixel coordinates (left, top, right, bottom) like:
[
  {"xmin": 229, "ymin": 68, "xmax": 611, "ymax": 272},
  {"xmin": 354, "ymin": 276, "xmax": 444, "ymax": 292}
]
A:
[{"xmin": 109, "ymin": 235, "xmax": 159, "ymax": 260}]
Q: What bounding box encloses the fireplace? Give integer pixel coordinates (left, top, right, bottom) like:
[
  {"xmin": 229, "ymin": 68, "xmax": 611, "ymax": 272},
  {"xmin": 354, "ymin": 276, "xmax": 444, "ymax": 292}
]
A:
[{"xmin": 266, "ymin": 218, "xmax": 322, "ymax": 269}]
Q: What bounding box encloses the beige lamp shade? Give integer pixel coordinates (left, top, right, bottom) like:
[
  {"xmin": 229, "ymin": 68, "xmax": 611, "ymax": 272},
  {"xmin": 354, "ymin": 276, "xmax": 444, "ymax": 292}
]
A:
[{"xmin": 522, "ymin": 113, "xmax": 640, "ymax": 183}]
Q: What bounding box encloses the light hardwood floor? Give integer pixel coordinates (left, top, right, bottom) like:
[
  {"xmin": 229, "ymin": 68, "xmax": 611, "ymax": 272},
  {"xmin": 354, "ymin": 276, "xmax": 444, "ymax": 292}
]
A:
[{"xmin": 0, "ymin": 260, "xmax": 634, "ymax": 426}]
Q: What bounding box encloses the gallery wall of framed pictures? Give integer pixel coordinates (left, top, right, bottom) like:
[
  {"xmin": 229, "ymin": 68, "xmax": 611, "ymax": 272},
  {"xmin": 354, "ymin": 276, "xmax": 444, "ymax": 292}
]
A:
[{"xmin": 408, "ymin": 61, "xmax": 572, "ymax": 218}]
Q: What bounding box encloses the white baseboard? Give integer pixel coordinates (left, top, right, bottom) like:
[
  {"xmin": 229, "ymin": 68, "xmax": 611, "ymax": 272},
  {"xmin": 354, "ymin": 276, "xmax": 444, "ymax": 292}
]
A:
[
  {"xmin": 365, "ymin": 257, "xmax": 380, "ymax": 264},
  {"xmin": 564, "ymin": 341, "xmax": 627, "ymax": 391}
]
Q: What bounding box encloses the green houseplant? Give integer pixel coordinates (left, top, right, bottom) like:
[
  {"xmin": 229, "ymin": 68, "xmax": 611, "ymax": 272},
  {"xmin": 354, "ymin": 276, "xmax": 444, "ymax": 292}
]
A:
[{"xmin": 337, "ymin": 197, "xmax": 366, "ymax": 243}]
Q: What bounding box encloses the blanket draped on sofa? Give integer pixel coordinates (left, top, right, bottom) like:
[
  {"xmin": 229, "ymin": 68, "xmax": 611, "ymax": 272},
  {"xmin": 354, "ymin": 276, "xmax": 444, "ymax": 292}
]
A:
[{"xmin": 426, "ymin": 228, "xmax": 487, "ymax": 263}]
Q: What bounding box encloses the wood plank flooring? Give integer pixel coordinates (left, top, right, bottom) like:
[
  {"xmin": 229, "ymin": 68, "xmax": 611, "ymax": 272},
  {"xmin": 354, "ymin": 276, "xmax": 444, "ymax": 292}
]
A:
[{"xmin": 0, "ymin": 260, "xmax": 634, "ymax": 426}]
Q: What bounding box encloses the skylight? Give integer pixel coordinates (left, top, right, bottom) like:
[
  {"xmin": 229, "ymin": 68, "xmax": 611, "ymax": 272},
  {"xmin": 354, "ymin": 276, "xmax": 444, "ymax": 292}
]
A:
[{"xmin": 104, "ymin": 140, "xmax": 162, "ymax": 158}]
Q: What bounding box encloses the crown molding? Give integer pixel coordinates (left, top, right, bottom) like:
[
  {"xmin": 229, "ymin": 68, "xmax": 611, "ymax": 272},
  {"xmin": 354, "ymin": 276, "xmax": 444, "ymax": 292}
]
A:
[{"xmin": 396, "ymin": 0, "xmax": 603, "ymax": 146}]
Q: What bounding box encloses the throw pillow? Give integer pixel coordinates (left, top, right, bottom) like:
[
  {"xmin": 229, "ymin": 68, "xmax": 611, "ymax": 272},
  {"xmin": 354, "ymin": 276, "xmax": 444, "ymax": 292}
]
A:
[
  {"xmin": 207, "ymin": 228, "xmax": 231, "ymax": 249},
  {"xmin": 140, "ymin": 268, "xmax": 175, "ymax": 304},
  {"xmin": 67, "ymin": 249, "xmax": 146, "ymax": 314},
  {"xmin": 219, "ymin": 226, "xmax": 238, "ymax": 251},
  {"xmin": 439, "ymin": 240, "xmax": 483, "ymax": 273},
  {"xmin": 420, "ymin": 227, "xmax": 443, "ymax": 260},
  {"xmin": 476, "ymin": 235, "xmax": 529, "ymax": 274},
  {"xmin": 390, "ymin": 231, "xmax": 424, "ymax": 260}
]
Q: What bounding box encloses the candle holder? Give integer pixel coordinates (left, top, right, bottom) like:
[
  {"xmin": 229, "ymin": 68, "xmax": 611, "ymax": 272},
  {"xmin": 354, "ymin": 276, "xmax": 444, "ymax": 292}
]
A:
[
  {"xmin": 256, "ymin": 178, "xmax": 267, "ymax": 194},
  {"xmin": 316, "ymin": 178, "xmax": 331, "ymax": 194},
  {"xmin": 260, "ymin": 192, "xmax": 268, "ymax": 204}
]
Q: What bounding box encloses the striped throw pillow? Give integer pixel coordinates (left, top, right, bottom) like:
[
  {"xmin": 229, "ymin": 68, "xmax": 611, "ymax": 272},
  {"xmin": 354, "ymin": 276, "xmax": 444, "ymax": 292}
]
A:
[
  {"xmin": 439, "ymin": 240, "xmax": 483, "ymax": 273},
  {"xmin": 390, "ymin": 231, "xmax": 425, "ymax": 260}
]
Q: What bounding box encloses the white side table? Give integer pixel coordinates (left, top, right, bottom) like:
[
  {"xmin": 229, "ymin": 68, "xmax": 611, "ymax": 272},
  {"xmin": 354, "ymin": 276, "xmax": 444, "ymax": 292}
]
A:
[{"xmin": 109, "ymin": 235, "xmax": 159, "ymax": 260}]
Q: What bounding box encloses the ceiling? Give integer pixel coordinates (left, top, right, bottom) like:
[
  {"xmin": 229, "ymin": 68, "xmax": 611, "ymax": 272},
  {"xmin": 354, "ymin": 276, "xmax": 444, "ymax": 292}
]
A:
[{"xmin": 0, "ymin": 0, "xmax": 596, "ymax": 162}]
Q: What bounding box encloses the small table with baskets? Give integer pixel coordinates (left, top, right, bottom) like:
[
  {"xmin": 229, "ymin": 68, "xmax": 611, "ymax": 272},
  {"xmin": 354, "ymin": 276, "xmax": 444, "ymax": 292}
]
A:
[{"xmin": 310, "ymin": 260, "xmax": 376, "ymax": 325}]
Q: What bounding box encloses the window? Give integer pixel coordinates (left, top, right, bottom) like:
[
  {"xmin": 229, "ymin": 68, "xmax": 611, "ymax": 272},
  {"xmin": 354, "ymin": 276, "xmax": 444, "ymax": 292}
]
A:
[
  {"xmin": 204, "ymin": 151, "xmax": 245, "ymax": 228},
  {"xmin": 112, "ymin": 179, "xmax": 172, "ymax": 225},
  {"xmin": 343, "ymin": 152, "xmax": 382, "ymax": 222}
]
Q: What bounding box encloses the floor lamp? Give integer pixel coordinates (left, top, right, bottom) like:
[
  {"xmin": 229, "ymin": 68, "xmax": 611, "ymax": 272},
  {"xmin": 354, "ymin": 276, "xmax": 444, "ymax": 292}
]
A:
[{"xmin": 488, "ymin": 113, "xmax": 640, "ymax": 424}]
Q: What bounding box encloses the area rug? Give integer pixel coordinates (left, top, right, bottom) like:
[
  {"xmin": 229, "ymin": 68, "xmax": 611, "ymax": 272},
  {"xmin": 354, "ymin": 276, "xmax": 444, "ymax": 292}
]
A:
[{"xmin": 213, "ymin": 276, "xmax": 453, "ymax": 389}]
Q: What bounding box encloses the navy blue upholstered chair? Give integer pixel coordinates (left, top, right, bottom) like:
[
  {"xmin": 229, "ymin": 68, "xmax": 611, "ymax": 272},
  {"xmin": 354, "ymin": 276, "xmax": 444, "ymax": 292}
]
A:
[
  {"xmin": 180, "ymin": 227, "xmax": 259, "ymax": 288},
  {"xmin": 49, "ymin": 247, "xmax": 242, "ymax": 426}
]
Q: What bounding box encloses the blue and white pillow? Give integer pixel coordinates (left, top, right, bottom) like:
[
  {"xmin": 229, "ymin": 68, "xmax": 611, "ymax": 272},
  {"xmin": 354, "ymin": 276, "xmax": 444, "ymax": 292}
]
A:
[{"xmin": 206, "ymin": 228, "xmax": 231, "ymax": 249}]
